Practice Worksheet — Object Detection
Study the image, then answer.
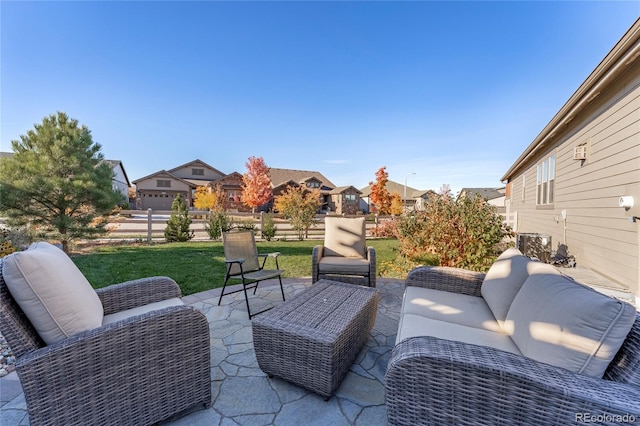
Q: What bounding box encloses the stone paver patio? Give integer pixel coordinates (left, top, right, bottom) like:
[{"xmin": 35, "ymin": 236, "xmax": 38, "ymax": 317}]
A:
[{"xmin": 0, "ymin": 278, "xmax": 405, "ymax": 426}]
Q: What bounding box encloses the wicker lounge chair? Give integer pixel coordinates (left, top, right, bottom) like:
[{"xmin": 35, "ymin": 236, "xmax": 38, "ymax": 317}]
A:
[
  {"xmin": 0, "ymin": 242, "xmax": 211, "ymax": 426},
  {"xmin": 219, "ymin": 230, "xmax": 285, "ymax": 318},
  {"xmin": 312, "ymin": 216, "xmax": 376, "ymax": 287}
]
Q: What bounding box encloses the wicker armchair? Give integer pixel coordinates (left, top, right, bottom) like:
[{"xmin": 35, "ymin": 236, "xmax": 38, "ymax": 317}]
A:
[
  {"xmin": 385, "ymin": 266, "xmax": 640, "ymax": 425},
  {"xmin": 0, "ymin": 259, "xmax": 211, "ymax": 426},
  {"xmin": 312, "ymin": 216, "xmax": 376, "ymax": 287}
]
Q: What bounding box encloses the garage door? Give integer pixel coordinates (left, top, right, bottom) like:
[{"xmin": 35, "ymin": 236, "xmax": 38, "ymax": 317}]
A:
[{"xmin": 141, "ymin": 193, "xmax": 176, "ymax": 210}]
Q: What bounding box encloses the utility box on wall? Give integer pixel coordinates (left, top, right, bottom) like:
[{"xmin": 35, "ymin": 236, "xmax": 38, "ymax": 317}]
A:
[{"xmin": 517, "ymin": 233, "xmax": 552, "ymax": 263}]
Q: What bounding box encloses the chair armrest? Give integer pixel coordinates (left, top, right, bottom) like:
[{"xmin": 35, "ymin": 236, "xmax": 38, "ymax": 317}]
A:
[
  {"xmin": 16, "ymin": 306, "xmax": 211, "ymax": 425},
  {"xmin": 312, "ymin": 245, "xmax": 324, "ymax": 282},
  {"xmin": 259, "ymin": 252, "xmax": 280, "ymax": 258},
  {"xmin": 367, "ymin": 246, "xmax": 376, "ymax": 288},
  {"xmin": 405, "ymin": 266, "xmax": 485, "ymax": 297},
  {"xmin": 96, "ymin": 276, "xmax": 182, "ymax": 315},
  {"xmin": 386, "ymin": 336, "xmax": 640, "ymax": 425}
]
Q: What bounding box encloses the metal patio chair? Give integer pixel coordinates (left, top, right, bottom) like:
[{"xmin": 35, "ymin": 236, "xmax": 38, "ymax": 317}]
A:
[{"xmin": 219, "ymin": 230, "xmax": 285, "ymax": 318}]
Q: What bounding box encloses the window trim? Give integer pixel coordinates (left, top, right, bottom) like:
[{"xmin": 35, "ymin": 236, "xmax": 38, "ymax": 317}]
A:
[{"xmin": 536, "ymin": 154, "xmax": 555, "ymax": 206}]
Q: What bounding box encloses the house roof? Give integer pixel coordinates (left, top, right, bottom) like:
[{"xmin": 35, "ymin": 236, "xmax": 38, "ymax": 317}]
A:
[
  {"xmin": 359, "ymin": 180, "xmax": 421, "ymax": 200},
  {"xmin": 268, "ymin": 168, "xmax": 337, "ymax": 190},
  {"xmin": 330, "ymin": 185, "xmax": 362, "ymax": 195},
  {"xmin": 502, "ymin": 18, "xmax": 640, "ymax": 181},
  {"xmin": 459, "ymin": 187, "xmax": 505, "ymax": 201},
  {"xmin": 132, "ymin": 170, "xmax": 194, "ymax": 187},
  {"xmin": 168, "ymin": 159, "xmax": 226, "ymax": 176},
  {"xmin": 102, "ymin": 159, "xmax": 131, "ymax": 186}
]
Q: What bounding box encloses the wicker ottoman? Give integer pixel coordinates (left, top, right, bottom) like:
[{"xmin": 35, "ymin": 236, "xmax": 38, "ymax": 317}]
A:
[{"xmin": 252, "ymin": 279, "xmax": 379, "ymax": 399}]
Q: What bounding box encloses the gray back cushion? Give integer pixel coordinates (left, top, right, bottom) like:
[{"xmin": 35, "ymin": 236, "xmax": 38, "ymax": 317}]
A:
[
  {"xmin": 323, "ymin": 217, "xmax": 366, "ymax": 258},
  {"xmin": 2, "ymin": 242, "xmax": 104, "ymax": 345},
  {"xmin": 481, "ymin": 248, "xmax": 559, "ymax": 329},
  {"xmin": 505, "ymin": 273, "xmax": 636, "ymax": 378}
]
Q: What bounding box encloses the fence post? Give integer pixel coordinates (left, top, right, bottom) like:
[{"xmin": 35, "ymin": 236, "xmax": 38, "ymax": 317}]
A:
[{"xmin": 147, "ymin": 208, "xmax": 153, "ymax": 244}]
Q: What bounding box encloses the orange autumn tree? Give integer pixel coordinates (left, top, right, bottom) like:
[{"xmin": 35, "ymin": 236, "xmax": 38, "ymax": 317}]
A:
[
  {"xmin": 242, "ymin": 156, "xmax": 272, "ymax": 213},
  {"xmin": 369, "ymin": 166, "xmax": 392, "ymax": 215}
]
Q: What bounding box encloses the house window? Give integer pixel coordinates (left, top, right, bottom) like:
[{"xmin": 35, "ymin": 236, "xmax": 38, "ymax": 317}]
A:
[
  {"xmin": 536, "ymin": 154, "xmax": 555, "ymax": 205},
  {"xmin": 306, "ymin": 181, "xmax": 319, "ymax": 188},
  {"xmin": 157, "ymin": 180, "xmax": 171, "ymax": 188},
  {"xmin": 192, "ymin": 168, "xmax": 204, "ymax": 176},
  {"xmin": 345, "ymin": 194, "xmax": 356, "ymax": 204},
  {"xmin": 227, "ymin": 190, "xmax": 240, "ymax": 203}
]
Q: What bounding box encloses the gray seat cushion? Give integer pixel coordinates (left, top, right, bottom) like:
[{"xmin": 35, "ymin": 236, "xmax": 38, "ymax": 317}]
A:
[
  {"xmin": 402, "ymin": 286, "xmax": 503, "ymax": 333},
  {"xmin": 103, "ymin": 298, "xmax": 183, "ymax": 325},
  {"xmin": 318, "ymin": 256, "xmax": 370, "ymax": 275},
  {"xmin": 396, "ymin": 314, "xmax": 522, "ymax": 355}
]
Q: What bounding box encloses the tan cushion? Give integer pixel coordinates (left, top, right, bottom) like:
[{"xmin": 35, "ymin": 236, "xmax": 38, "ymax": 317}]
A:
[
  {"xmin": 102, "ymin": 298, "xmax": 183, "ymax": 325},
  {"xmin": 505, "ymin": 273, "xmax": 637, "ymax": 377},
  {"xmin": 481, "ymin": 248, "xmax": 560, "ymax": 329},
  {"xmin": 318, "ymin": 256, "xmax": 370, "ymax": 275},
  {"xmin": 402, "ymin": 286, "xmax": 503, "ymax": 333},
  {"xmin": 2, "ymin": 242, "xmax": 104, "ymax": 345},
  {"xmin": 396, "ymin": 314, "xmax": 521, "ymax": 355},
  {"xmin": 323, "ymin": 217, "xmax": 366, "ymax": 257}
]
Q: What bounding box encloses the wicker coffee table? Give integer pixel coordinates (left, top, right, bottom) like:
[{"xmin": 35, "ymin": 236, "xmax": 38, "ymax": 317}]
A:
[{"xmin": 252, "ymin": 279, "xmax": 379, "ymax": 399}]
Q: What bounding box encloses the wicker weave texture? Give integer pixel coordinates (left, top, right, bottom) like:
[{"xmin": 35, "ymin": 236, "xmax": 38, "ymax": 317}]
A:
[
  {"xmin": 387, "ymin": 264, "xmax": 640, "ymax": 425},
  {"xmin": 0, "ymin": 260, "xmax": 211, "ymax": 426},
  {"xmin": 405, "ymin": 266, "xmax": 485, "ymax": 297},
  {"xmin": 252, "ymin": 280, "xmax": 378, "ymax": 398},
  {"xmin": 312, "ymin": 246, "xmax": 377, "ymax": 288},
  {"xmin": 386, "ymin": 335, "xmax": 640, "ymax": 426}
]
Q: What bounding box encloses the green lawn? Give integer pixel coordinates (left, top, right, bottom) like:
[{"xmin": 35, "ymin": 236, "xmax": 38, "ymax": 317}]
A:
[{"xmin": 72, "ymin": 239, "xmax": 401, "ymax": 296}]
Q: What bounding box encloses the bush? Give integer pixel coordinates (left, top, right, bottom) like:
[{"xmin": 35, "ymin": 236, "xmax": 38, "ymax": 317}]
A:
[
  {"xmin": 0, "ymin": 226, "xmax": 34, "ymax": 257},
  {"xmin": 394, "ymin": 194, "xmax": 513, "ymax": 272},
  {"xmin": 261, "ymin": 213, "xmax": 277, "ymax": 241},
  {"xmin": 205, "ymin": 211, "xmax": 231, "ymax": 240},
  {"xmin": 234, "ymin": 219, "xmax": 257, "ymax": 231},
  {"xmin": 370, "ymin": 217, "xmax": 399, "ymax": 238},
  {"xmin": 164, "ymin": 195, "xmax": 194, "ymax": 242}
]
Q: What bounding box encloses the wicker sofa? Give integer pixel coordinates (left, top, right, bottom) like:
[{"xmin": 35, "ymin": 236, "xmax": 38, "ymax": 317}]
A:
[
  {"xmin": 386, "ymin": 248, "xmax": 640, "ymax": 425},
  {"xmin": 0, "ymin": 242, "xmax": 211, "ymax": 426}
]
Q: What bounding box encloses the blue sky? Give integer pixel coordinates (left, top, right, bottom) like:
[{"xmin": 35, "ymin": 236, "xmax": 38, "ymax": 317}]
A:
[{"xmin": 2, "ymin": 2, "xmax": 638, "ymax": 194}]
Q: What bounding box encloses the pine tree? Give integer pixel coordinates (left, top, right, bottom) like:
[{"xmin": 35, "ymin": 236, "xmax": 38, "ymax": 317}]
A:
[
  {"xmin": 0, "ymin": 112, "xmax": 123, "ymax": 252},
  {"xmin": 164, "ymin": 195, "xmax": 194, "ymax": 242}
]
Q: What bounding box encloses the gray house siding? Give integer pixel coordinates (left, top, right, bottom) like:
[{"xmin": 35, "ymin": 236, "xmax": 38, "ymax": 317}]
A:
[{"xmin": 505, "ymin": 40, "xmax": 640, "ymax": 296}]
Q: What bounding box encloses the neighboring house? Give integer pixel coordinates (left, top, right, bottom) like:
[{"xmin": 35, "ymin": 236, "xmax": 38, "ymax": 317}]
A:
[
  {"xmin": 501, "ymin": 19, "xmax": 640, "ymax": 298},
  {"xmin": 133, "ymin": 159, "xmax": 225, "ymax": 210},
  {"xmin": 268, "ymin": 168, "xmax": 357, "ymax": 214},
  {"xmin": 0, "ymin": 152, "xmax": 131, "ymax": 204},
  {"xmin": 360, "ymin": 180, "xmax": 432, "ymax": 213},
  {"xmin": 329, "ymin": 186, "xmax": 363, "ymax": 216},
  {"xmin": 211, "ymin": 172, "xmax": 244, "ymax": 211},
  {"xmin": 459, "ymin": 187, "xmax": 506, "ymax": 214},
  {"xmin": 102, "ymin": 160, "xmax": 131, "ymax": 202}
]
